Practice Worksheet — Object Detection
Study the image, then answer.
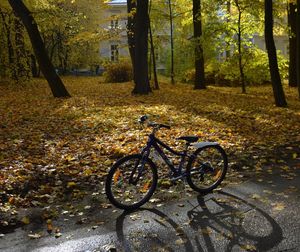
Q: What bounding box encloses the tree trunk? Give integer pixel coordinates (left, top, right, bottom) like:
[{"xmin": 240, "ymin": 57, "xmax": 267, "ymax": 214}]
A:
[
  {"xmin": 14, "ymin": 17, "xmax": 30, "ymax": 79},
  {"xmin": 132, "ymin": 0, "xmax": 151, "ymax": 94},
  {"xmin": 168, "ymin": 0, "xmax": 175, "ymax": 84},
  {"xmin": 193, "ymin": 0, "xmax": 205, "ymax": 90},
  {"xmin": 297, "ymin": 0, "xmax": 300, "ymax": 98},
  {"xmin": 288, "ymin": 2, "xmax": 297, "ymax": 87},
  {"xmin": 225, "ymin": 1, "xmax": 231, "ymax": 59},
  {"xmin": 148, "ymin": 16, "xmax": 159, "ymax": 90},
  {"xmin": 30, "ymin": 54, "xmax": 38, "ymax": 77},
  {"xmin": 237, "ymin": 6, "xmax": 246, "ymax": 93},
  {"xmin": 0, "ymin": 11, "xmax": 17, "ymax": 79},
  {"xmin": 265, "ymin": 0, "xmax": 287, "ymax": 107},
  {"xmin": 127, "ymin": 0, "xmax": 136, "ymax": 77},
  {"xmin": 8, "ymin": 0, "xmax": 70, "ymax": 98}
]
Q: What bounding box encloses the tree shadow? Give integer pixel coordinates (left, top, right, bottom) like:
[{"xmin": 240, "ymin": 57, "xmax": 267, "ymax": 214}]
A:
[{"xmin": 115, "ymin": 191, "xmax": 283, "ymax": 251}]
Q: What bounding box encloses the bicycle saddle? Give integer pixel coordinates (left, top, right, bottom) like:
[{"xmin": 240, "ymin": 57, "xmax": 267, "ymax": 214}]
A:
[{"xmin": 177, "ymin": 136, "xmax": 199, "ymax": 143}]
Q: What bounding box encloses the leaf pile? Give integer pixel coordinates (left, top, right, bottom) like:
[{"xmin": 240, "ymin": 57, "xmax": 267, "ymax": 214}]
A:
[{"xmin": 0, "ymin": 77, "xmax": 299, "ymax": 211}]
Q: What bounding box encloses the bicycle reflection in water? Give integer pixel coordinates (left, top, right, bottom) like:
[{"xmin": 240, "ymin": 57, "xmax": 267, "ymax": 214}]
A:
[{"xmin": 115, "ymin": 191, "xmax": 283, "ymax": 252}]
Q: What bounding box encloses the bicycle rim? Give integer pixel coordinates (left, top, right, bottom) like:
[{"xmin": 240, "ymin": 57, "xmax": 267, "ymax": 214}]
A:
[
  {"xmin": 187, "ymin": 145, "xmax": 228, "ymax": 193},
  {"xmin": 106, "ymin": 154, "xmax": 157, "ymax": 210}
]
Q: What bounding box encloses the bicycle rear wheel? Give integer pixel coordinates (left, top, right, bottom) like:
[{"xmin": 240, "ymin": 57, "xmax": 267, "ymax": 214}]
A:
[
  {"xmin": 105, "ymin": 154, "xmax": 158, "ymax": 210},
  {"xmin": 186, "ymin": 145, "xmax": 228, "ymax": 193}
]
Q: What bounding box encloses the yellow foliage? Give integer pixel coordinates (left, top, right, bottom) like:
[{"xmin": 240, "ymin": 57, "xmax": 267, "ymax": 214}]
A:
[{"xmin": 0, "ymin": 77, "xmax": 299, "ymax": 208}]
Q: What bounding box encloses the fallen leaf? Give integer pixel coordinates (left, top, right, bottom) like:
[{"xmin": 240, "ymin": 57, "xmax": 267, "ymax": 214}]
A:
[
  {"xmin": 21, "ymin": 216, "xmax": 30, "ymax": 225},
  {"xmin": 28, "ymin": 233, "xmax": 42, "ymax": 239}
]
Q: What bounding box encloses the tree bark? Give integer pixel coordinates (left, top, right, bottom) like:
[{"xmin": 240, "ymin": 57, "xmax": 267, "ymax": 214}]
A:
[
  {"xmin": 127, "ymin": 0, "xmax": 136, "ymax": 77},
  {"xmin": 131, "ymin": 0, "xmax": 151, "ymax": 94},
  {"xmin": 193, "ymin": 0, "xmax": 205, "ymax": 90},
  {"xmin": 30, "ymin": 54, "xmax": 38, "ymax": 77},
  {"xmin": 148, "ymin": 15, "xmax": 159, "ymax": 90},
  {"xmin": 288, "ymin": 2, "xmax": 297, "ymax": 87},
  {"xmin": 8, "ymin": 0, "xmax": 70, "ymax": 98},
  {"xmin": 264, "ymin": 0, "xmax": 287, "ymax": 107},
  {"xmin": 0, "ymin": 11, "xmax": 17, "ymax": 79},
  {"xmin": 225, "ymin": 1, "xmax": 231, "ymax": 59},
  {"xmin": 297, "ymin": 0, "xmax": 300, "ymax": 98},
  {"xmin": 235, "ymin": 1, "xmax": 246, "ymax": 93},
  {"xmin": 14, "ymin": 17, "xmax": 30, "ymax": 79},
  {"xmin": 168, "ymin": 0, "xmax": 175, "ymax": 84}
]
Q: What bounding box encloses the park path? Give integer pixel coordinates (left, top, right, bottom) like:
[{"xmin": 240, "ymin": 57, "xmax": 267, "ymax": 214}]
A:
[{"xmin": 0, "ymin": 161, "xmax": 300, "ymax": 252}]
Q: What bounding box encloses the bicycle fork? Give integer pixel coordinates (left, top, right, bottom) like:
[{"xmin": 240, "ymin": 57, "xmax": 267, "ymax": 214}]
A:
[{"xmin": 129, "ymin": 150, "xmax": 149, "ymax": 185}]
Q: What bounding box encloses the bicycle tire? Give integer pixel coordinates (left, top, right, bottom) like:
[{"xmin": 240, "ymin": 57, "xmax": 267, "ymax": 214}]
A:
[
  {"xmin": 186, "ymin": 145, "xmax": 228, "ymax": 193},
  {"xmin": 105, "ymin": 154, "xmax": 158, "ymax": 210}
]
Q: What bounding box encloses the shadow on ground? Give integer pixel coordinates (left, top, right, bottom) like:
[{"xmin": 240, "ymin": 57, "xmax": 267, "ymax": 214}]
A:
[{"xmin": 115, "ymin": 191, "xmax": 283, "ymax": 252}]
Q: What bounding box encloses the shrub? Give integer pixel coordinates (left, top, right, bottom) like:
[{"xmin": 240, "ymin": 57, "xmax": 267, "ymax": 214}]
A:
[
  {"xmin": 217, "ymin": 48, "xmax": 288, "ymax": 86},
  {"xmin": 181, "ymin": 69, "xmax": 195, "ymax": 83},
  {"xmin": 103, "ymin": 61, "xmax": 133, "ymax": 83},
  {"xmin": 182, "ymin": 48, "xmax": 288, "ymax": 86}
]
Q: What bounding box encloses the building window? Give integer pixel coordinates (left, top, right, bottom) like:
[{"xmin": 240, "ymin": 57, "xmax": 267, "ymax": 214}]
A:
[
  {"xmin": 110, "ymin": 15, "xmax": 119, "ymax": 29},
  {"xmin": 111, "ymin": 44, "xmax": 119, "ymax": 61}
]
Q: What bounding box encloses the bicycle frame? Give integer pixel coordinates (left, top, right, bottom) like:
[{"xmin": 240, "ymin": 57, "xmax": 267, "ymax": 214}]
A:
[{"xmin": 141, "ymin": 133, "xmax": 189, "ymax": 177}]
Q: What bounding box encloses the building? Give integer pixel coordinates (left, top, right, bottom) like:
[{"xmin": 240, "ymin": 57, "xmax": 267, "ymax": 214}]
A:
[
  {"xmin": 99, "ymin": 0, "xmax": 168, "ymax": 74},
  {"xmin": 99, "ymin": 0, "xmax": 129, "ymax": 62}
]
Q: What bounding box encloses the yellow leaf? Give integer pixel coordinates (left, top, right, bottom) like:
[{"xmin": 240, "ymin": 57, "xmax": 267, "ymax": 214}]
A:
[
  {"xmin": 104, "ymin": 160, "xmax": 112, "ymax": 166},
  {"xmin": 272, "ymin": 203, "xmax": 285, "ymax": 211},
  {"xmin": 140, "ymin": 181, "xmax": 150, "ymax": 193},
  {"xmin": 8, "ymin": 197, "xmax": 15, "ymax": 204},
  {"xmin": 292, "ymin": 153, "xmax": 297, "ymax": 159},
  {"xmin": 113, "ymin": 169, "xmax": 121, "ymax": 183},
  {"xmin": 83, "ymin": 169, "xmax": 93, "ymax": 176},
  {"xmin": 240, "ymin": 244, "xmax": 257, "ymax": 251},
  {"xmin": 213, "ymin": 170, "xmax": 222, "ymax": 180},
  {"xmin": 28, "ymin": 233, "xmax": 42, "ymax": 239},
  {"xmin": 251, "ymin": 194, "xmax": 261, "ymax": 200},
  {"xmin": 21, "ymin": 216, "xmax": 30, "ymax": 225},
  {"xmin": 67, "ymin": 182, "xmax": 76, "ymax": 188}
]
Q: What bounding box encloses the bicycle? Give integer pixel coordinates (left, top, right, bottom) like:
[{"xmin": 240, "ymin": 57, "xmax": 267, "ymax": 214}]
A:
[{"xmin": 105, "ymin": 115, "xmax": 228, "ymax": 210}]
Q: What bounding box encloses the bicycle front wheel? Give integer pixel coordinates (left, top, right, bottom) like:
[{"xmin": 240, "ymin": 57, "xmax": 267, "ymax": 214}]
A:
[
  {"xmin": 186, "ymin": 145, "xmax": 228, "ymax": 193},
  {"xmin": 105, "ymin": 154, "xmax": 158, "ymax": 210}
]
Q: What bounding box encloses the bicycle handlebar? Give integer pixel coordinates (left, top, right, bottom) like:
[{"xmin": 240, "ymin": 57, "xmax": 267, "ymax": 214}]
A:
[
  {"xmin": 138, "ymin": 115, "xmax": 171, "ymax": 130},
  {"xmin": 149, "ymin": 122, "xmax": 171, "ymax": 130}
]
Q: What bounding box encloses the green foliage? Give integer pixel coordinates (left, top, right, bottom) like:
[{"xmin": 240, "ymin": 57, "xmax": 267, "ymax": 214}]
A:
[
  {"xmin": 103, "ymin": 60, "xmax": 133, "ymax": 83},
  {"xmin": 182, "ymin": 48, "xmax": 288, "ymax": 86},
  {"xmin": 217, "ymin": 48, "xmax": 288, "ymax": 85},
  {"xmin": 0, "ymin": 5, "xmax": 31, "ymax": 81}
]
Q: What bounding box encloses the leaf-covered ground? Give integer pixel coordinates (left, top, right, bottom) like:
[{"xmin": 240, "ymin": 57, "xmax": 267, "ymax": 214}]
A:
[{"xmin": 0, "ymin": 77, "xmax": 300, "ymax": 224}]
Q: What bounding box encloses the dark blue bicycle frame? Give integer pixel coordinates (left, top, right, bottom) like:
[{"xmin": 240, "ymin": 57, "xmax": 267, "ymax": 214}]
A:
[{"xmin": 142, "ymin": 133, "xmax": 189, "ymax": 177}]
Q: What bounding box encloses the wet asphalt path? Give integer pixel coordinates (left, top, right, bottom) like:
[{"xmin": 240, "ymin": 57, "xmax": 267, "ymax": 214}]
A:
[{"xmin": 1, "ymin": 166, "xmax": 300, "ymax": 252}]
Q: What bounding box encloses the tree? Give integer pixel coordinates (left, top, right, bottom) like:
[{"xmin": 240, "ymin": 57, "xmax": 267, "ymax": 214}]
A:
[
  {"xmin": 288, "ymin": 1, "xmax": 297, "ymax": 87},
  {"xmin": 168, "ymin": 0, "xmax": 175, "ymax": 84},
  {"xmin": 233, "ymin": 0, "xmax": 247, "ymax": 93},
  {"xmin": 193, "ymin": 0, "xmax": 205, "ymax": 89},
  {"xmin": 127, "ymin": 0, "xmax": 136, "ymax": 76},
  {"xmin": 8, "ymin": 0, "xmax": 70, "ymax": 98},
  {"xmin": 132, "ymin": 0, "xmax": 151, "ymax": 94},
  {"xmin": 148, "ymin": 16, "xmax": 159, "ymax": 90},
  {"xmin": 264, "ymin": 0, "xmax": 287, "ymax": 107},
  {"xmin": 148, "ymin": 0, "xmax": 159, "ymax": 90},
  {"xmin": 0, "ymin": 4, "xmax": 31, "ymax": 81}
]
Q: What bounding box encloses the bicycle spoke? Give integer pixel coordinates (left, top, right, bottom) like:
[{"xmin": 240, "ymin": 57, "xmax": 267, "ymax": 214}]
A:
[
  {"xmin": 106, "ymin": 154, "xmax": 157, "ymax": 210},
  {"xmin": 187, "ymin": 145, "xmax": 228, "ymax": 192}
]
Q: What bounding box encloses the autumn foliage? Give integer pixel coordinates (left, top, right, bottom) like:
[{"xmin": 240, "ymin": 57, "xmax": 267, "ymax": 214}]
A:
[{"xmin": 0, "ymin": 77, "xmax": 299, "ymax": 210}]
